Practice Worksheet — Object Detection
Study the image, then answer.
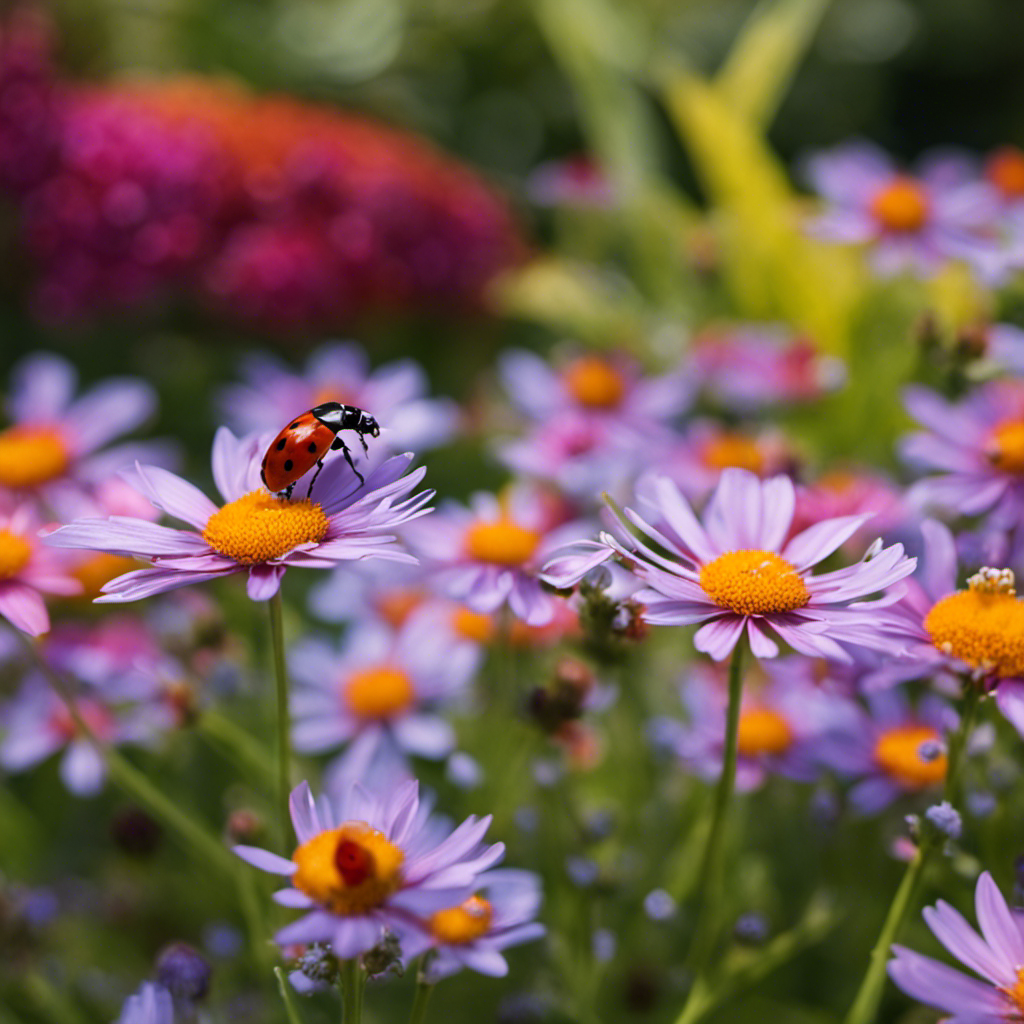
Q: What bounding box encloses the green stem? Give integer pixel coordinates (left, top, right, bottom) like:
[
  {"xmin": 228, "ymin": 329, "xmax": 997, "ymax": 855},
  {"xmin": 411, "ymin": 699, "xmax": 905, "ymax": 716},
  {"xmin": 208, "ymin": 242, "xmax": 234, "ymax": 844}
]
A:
[
  {"xmin": 197, "ymin": 708, "xmax": 276, "ymax": 789},
  {"xmin": 275, "ymin": 967, "xmax": 307, "ymax": 1024},
  {"xmin": 340, "ymin": 959, "xmax": 365, "ymax": 1024},
  {"xmin": 842, "ymin": 681, "xmax": 981, "ymax": 1024},
  {"xmin": 408, "ymin": 977, "xmax": 435, "ymax": 1024},
  {"xmin": 842, "ymin": 845, "xmax": 930, "ymax": 1024},
  {"xmin": 16, "ymin": 631, "xmax": 234, "ymax": 877},
  {"xmin": 677, "ymin": 642, "xmax": 745, "ymax": 1015},
  {"xmin": 268, "ymin": 590, "xmax": 293, "ymax": 848}
]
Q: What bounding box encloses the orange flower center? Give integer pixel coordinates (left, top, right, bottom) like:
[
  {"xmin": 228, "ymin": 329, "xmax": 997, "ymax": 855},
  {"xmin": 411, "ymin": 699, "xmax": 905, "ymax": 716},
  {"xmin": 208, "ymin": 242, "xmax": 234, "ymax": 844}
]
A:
[
  {"xmin": 0, "ymin": 425, "xmax": 70, "ymax": 489},
  {"xmin": 374, "ymin": 589, "xmax": 424, "ymax": 629},
  {"xmin": 464, "ymin": 519, "xmax": 541, "ymax": 567},
  {"xmin": 452, "ymin": 606, "xmax": 495, "ymax": 643},
  {"xmin": 1001, "ymin": 966, "xmax": 1024, "ymax": 1014},
  {"xmin": 698, "ymin": 550, "xmax": 810, "ymax": 616},
  {"xmin": 869, "ymin": 177, "xmax": 930, "ymax": 233},
  {"xmin": 69, "ymin": 554, "xmax": 139, "ymax": 599},
  {"xmin": 0, "ymin": 530, "xmax": 32, "ymax": 580},
  {"xmin": 564, "ymin": 357, "xmax": 626, "ymax": 409},
  {"xmin": 429, "ymin": 895, "xmax": 494, "ymax": 944},
  {"xmin": 985, "ymin": 420, "xmax": 1024, "ymax": 475},
  {"xmin": 292, "ymin": 824, "xmax": 404, "ymax": 915},
  {"xmin": 737, "ymin": 707, "xmax": 794, "ymax": 757},
  {"xmin": 202, "ymin": 490, "xmax": 329, "ymax": 565},
  {"xmin": 873, "ymin": 725, "xmax": 947, "ymax": 789},
  {"xmin": 924, "ymin": 569, "xmax": 1024, "ymax": 678},
  {"xmin": 701, "ymin": 434, "xmax": 765, "ymax": 475},
  {"xmin": 342, "ymin": 665, "xmax": 416, "ymax": 720},
  {"xmin": 987, "ymin": 147, "xmax": 1024, "ymax": 200}
]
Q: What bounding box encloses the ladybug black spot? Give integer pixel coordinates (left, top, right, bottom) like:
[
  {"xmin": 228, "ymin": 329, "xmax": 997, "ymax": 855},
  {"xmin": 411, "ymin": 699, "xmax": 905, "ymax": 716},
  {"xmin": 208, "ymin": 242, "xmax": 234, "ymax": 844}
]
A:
[
  {"xmin": 307, "ymin": 441, "xmax": 318, "ymax": 453},
  {"xmin": 283, "ymin": 459, "xmax": 294, "ymax": 472},
  {"xmin": 290, "ymin": 422, "xmax": 301, "ymax": 430},
  {"xmin": 276, "ymin": 439, "xmax": 287, "ymax": 451}
]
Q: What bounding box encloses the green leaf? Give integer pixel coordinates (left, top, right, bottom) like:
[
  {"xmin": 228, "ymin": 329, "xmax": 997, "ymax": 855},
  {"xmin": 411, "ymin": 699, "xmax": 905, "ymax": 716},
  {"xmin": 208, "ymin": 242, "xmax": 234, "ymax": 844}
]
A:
[{"xmin": 717, "ymin": 0, "xmax": 833, "ymax": 127}]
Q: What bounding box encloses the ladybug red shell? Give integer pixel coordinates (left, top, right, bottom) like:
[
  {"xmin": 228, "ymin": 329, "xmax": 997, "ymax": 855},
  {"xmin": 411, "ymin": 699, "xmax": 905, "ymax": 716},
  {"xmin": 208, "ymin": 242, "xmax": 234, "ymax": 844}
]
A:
[{"xmin": 260, "ymin": 402, "xmax": 381, "ymax": 496}]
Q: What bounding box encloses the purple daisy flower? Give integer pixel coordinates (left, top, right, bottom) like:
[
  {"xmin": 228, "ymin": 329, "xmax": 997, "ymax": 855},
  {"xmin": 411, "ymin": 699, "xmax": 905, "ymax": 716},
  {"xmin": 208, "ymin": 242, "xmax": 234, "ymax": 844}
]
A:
[
  {"xmin": 688, "ymin": 324, "xmax": 845, "ymax": 412},
  {"xmin": 889, "ymin": 871, "xmax": 1024, "ymax": 1022},
  {"xmin": 406, "ymin": 484, "xmax": 590, "ymax": 626},
  {"xmin": 803, "ymin": 141, "xmax": 1002, "ymax": 280},
  {"xmin": 499, "ymin": 349, "xmax": 692, "ymax": 441},
  {"xmin": 288, "ymin": 614, "xmax": 475, "ymax": 788},
  {"xmin": 541, "ymin": 469, "xmax": 916, "ymax": 661},
  {"xmin": 902, "ymin": 380, "xmax": 1024, "ymax": 527},
  {"xmin": 868, "ymin": 519, "xmax": 1024, "ymax": 737},
  {"xmin": 651, "ymin": 660, "xmax": 857, "ymax": 791},
  {"xmin": 218, "ymin": 342, "xmax": 458, "ymax": 462},
  {"xmin": 115, "ymin": 983, "xmax": 175, "ymax": 1024},
  {"xmin": 817, "ymin": 688, "xmax": 955, "ymax": 815},
  {"xmin": 0, "ymin": 503, "xmax": 80, "ymax": 635},
  {"xmin": 0, "ymin": 351, "xmax": 161, "ymax": 503},
  {"xmin": 401, "ymin": 869, "xmax": 545, "ymax": 980},
  {"xmin": 44, "ymin": 427, "xmax": 433, "ymax": 603},
  {"xmin": 234, "ymin": 779, "xmax": 505, "ymax": 960}
]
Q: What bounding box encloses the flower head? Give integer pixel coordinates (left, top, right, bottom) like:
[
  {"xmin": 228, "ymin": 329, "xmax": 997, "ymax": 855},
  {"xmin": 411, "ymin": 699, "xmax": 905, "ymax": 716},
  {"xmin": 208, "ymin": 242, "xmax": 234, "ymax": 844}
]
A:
[
  {"xmin": 288, "ymin": 613, "xmax": 475, "ymax": 787},
  {"xmin": 803, "ymin": 142, "xmax": 1003, "ymax": 280},
  {"xmin": 543, "ymin": 469, "xmax": 916, "ymax": 661},
  {"xmin": 44, "ymin": 427, "xmax": 432, "ymax": 603},
  {"xmin": 0, "ymin": 503, "xmax": 80, "ymax": 635},
  {"xmin": 235, "ymin": 780, "xmax": 504, "ymax": 960},
  {"xmin": 889, "ymin": 872, "xmax": 1024, "ymax": 1023},
  {"xmin": 115, "ymin": 983, "xmax": 175, "ymax": 1024},
  {"xmin": 401, "ymin": 869, "xmax": 545, "ymax": 980}
]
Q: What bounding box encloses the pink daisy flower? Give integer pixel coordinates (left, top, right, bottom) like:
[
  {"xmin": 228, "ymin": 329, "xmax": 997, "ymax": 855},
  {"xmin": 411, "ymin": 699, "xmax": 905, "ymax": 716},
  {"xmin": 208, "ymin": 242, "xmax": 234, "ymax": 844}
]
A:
[
  {"xmin": 218, "ymin": 341, "xmax": 458, "ymax": 461},
  {"xmin": 43, "ymin": 427, "xmax": 432, "ymax": 603},
  {"xmin": 235, "ymin": 779, "xmax": 505, "ymax": 960},
  {"xmin": 0, "ymin": 351, "xmax": 160, "ymax": 504},
  {"xmin": 541, "ymin": 469, "xmax": 916, "ymax": 661},
  {"xmin": 889, "ymin": 871, "xmax": 1024, "ymax": 1023},
  {"xmin": 0, "ymin": 503, "xmax": 80, "ymax": 635},
  {"xmin": 401, "ymin": 869, "xmax": 545, "ymax": 980}
]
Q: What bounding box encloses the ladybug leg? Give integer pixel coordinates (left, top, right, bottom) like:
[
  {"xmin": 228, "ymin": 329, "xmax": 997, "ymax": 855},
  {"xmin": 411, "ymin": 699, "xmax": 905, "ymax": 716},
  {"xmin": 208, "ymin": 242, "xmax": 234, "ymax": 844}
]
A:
[
  {"xmin": 331, "ymin": 436, "xmax": 365, "ymax": 487},
  {"xmin": 284, "ymin": 483, "xmax": 295, "ymax": 500},
  {"xmin": 306, "ymin": 458, "xmax": 326, "ymax": 498},
  {"xmin": 358, "ymin": 432, "xmax": 370, "ymax": 456}
]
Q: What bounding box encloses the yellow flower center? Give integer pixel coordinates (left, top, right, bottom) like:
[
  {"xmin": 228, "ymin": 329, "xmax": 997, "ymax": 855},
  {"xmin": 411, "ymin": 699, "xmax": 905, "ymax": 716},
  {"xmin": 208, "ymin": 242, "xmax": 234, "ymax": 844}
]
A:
[
  {"xmin": 201, "ymin": 490, "xmax": 329, "ymax": 565},
  {"xmin": 0, "ymin": 530, "xmax": 32, "ymax": 580},
  {"xmin": 564, "ymin": 356, "xmax": 626, "ymax": 409},
  {"xmin": 698, "ymin": 550, "xmax": 810, "ymax": 616},
  {"xmin": 0, "ymin": 425, "xmax": 70, "ymax": 488},
  {"xmin": 464, "ymin": 519, "xmax": 541, "ymax": 567},
  {"xmin": 987, "ymin": 147, "xmax": 1024, "ymax": 200},
  {"xmin": 701, "ymin": 434, "xmax": 765, "ymax": 475},
  {"xmin": 873, "ymin": 725, "xmax": 947, "ymax": 789},
  {"xmin": 869, "ymin": 177, "xmax": 930, "ymax": 233},
  {"xmin": 1001, "ymin": 966, "xmax": 1024, "ymax": 1014},
  {"xmin": 985, "ymin": 420, "xmax": 1024, "ymax": 475},
  {"xmin": 69, "ymin": 554, "xmax": 139, "ymax": 599},
  {"xmin": 429, "ymin": 895, "xmax": 494, "ymax": 945},
  {"xmin": 343, "ymin": 665, "xmax": 416, "ymax": 719},
  {"xmin": 737, "ymin": 708, "xmax": 794, "ymax": 757},
  {"xmin": 374, "ymin": 589, "xmax": 424, "ymax": 629},
  {"xmin": 452, "ymin": 606, "xmax": 495, "ymax": 643},
  {"xmin": 924, "ymin": 570, "xmax": 1024, "ymax": 678},
  {"xmin": 292, "ymin": 824, "xmax": 404, "ymax": 916}
]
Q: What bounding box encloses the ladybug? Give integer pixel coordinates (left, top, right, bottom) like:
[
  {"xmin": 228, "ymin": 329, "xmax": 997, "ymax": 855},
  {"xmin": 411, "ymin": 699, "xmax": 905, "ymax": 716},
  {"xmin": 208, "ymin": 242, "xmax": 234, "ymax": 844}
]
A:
[{"xmin": 261, "ymin": 402, "xmax": 380, "ymax": 497}]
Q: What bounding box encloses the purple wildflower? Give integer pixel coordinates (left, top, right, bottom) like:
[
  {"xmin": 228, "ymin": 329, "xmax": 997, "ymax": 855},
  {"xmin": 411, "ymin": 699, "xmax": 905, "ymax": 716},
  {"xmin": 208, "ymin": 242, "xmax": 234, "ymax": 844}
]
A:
[{"xmin": 43, "ymin": 427, "xmax": 432, "ymax": 603}]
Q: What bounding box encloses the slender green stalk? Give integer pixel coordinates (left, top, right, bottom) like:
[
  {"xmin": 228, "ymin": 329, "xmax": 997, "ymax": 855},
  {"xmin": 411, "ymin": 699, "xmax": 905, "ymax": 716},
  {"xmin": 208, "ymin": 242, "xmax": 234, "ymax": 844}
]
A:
[
  {"xmin": 677, "ymin": 641, "xmax": 745, "ymax": 1013},
  {"xmin": 198, "ymin": 708, "xmax": 276, "ymax": 789},
  {"xmin": 268, "ymin": 590, "xmax": 293, "ymax": 848},
  {"xmin": 340, "ymin": 959, "xmax": 365, "ymax": 1024},
  {"xmin": 275, "ymin": 967, "xmax": 307, "ymax": 1024},
  {"xmin": 16, "ymin": 631, "xmax": 234, "ymax": 876},
  {"xmin": 408, "ymin": 977, "xmax": 435, "ymax": 1024},
  {"xmin": 842, "ymin": 681, "xmax": 980, "ymax": 1024}
]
